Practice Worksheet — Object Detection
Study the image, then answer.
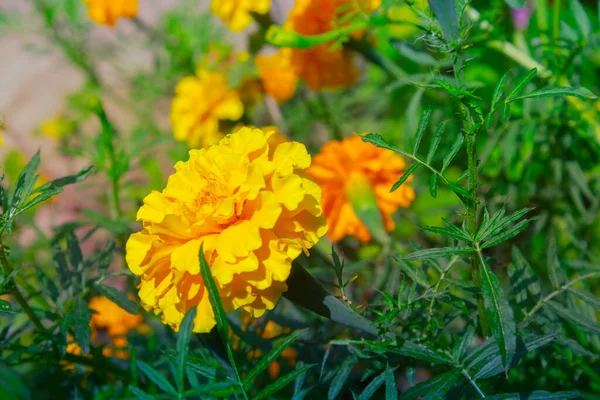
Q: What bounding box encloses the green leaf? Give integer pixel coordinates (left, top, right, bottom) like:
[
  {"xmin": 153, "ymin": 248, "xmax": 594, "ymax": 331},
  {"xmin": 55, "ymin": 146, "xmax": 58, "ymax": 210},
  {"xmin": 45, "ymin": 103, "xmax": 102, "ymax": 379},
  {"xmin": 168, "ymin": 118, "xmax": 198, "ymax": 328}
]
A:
[
  {"xmin": 486, "ymin": 390, "xmax": 580, "ymax": 399},
  {"xmin": 428, "ymin": 0, "xmax": 460, "ymax": 42},
  {"xmin": 137, "ymin": 361, "xmax": 177, "ymax": 396},
  {"xmin": 419, "ymin": 223, "xmax": 471, "ymax": 242},
  {"xmin": 441, "ymin": 132, "xmax": 464, "ymax": 173},
  {"xmin": 328, "ymin": 357, "xmax": 356, "ymax": 400},
  {"xmin": 391, "ymin": 164, "xmax": 419, "ymax": 192},
  {"xmin": 391, "ymin": 341, "xmax": 452, "ymax": 365},
  {"xmin": 255, "ymin": 364, "xmax": 316, "ymax": 400},
  {"xmin": 283, "ymin": 263, "xmax": 377, "ymax": 336},
  {"xmin": 19, "ymin": 188, "xmax": 63, "ymax": 214},
  {"xmin": 547, "ymin": 238, "xmax": 567, "ymax": 289},
  {"xmin": 452, "ymin": 324, "xmax": 475, "ymax": 360},
  {"xmin": 177, "ymin": 308, "xmax": 196, "ymax": 393},
  {"xmin": 10, "ymin": 150, "xmax": 41, "ymax": 210},
  {"xmin": 478, "ymin": 252, "xmax": 517, "ymax": 373},
  {"xmin": 358, "ymin": 369, "xmax": 386, "ymax": 400},
  {"xmin": 508, "ymin": 247, "xmax": 541, "ymax": 315},
  {"xmin": 481, "ymin": 218, "xmax": 532, "ymax": 248},
  {"xmin": 492, "ymin": 71, "xmax": 511, "ymax": 109},
  {"xmin": 94, "ymin": 283, "xmax": 139, "ymax": 315},
  {"xmin": 547, "ymin": 301, "xmax": 600, "ymax": 335},
  {"xmin": 426, "ymin": 121, "xmax": 445, "ymax": 164},
  {"xmin": 198, "ymin": 244, "xmax": 246, "ymax": 396},
  {"xmin": 385, "ymin": 364, "xmax": 397, "ymax": 400},
  {"xmin": 507, "ymin": 68, "xmax": 537, "ymax": 100},
  {"xmin": 508, "ymin": 86, "xmax": 598, "ymax": 102},
  {"xmin": 73, "ymin": 298, "xmax": 91, "ymax": 354},
  {"xmin": 31, "ymin": 165, "xmax": 94, "ymax": 194},
  {"xmin": 244, "ymin": 329, "xmax": 305, "ymax": 386},
  {"xmin": 399, "ymin": 369, "xmax": 461, "ymax": 400},
  {"xmin": 404, "ymin": 246, "xmax": 476, "ymax": 261},
  {"xmin": 569, "ymin": 0, "xmax": 591, "ymax": 39},
  {"xmin": 128, "ymin": 385, "xmax": 156, "ymax": 400},
  {"xmin": 569, "ymin": 288, "xmax": 600, "ymax": 310},
  {"xmin": 0, "ymin": 362, "xmax": 32, "ymax": 400},
  {"xmin": 412, "ymin": 107, "xmax": 432, "ymax": 155},
  {"xmin": 429, "ymin": 174, "xmax": 438, "ymax": 198},
  {"xmin": 477, "ymin": 207, "xmax": 533, "ymax": 242}
]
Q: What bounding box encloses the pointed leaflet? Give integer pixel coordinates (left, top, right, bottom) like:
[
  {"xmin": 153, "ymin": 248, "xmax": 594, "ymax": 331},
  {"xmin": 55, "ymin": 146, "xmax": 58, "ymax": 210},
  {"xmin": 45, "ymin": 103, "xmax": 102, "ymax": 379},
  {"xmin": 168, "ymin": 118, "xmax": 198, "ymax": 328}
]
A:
[
  {"xmin": 358, "ymin": 369, "xmax": 386, "ymax": 400},
  {"xmin": 137, "ymin": 361, "xmax": 177, "ymax": 396},
  {"xmin": 391, "ymin": 164, "xmax": 419, "ymax": 193},
  {"xmin": 486, "ymin": 390, "xmax": 580, "ymax": 399},
  {"xmin": 385, "ymin": 364, "xmax": 398, "ymax": 400},
  {"xmin": 426, "ymin": 121, "xmax": 445, "ymax": 164},
  {"xmin": 404, "ymin": 246, "xmax": 476, "ymax": 261},
  {"xmin": 73, "ymin": 298, "xmax": 91, "ymax": 354},
  {"xmin": 507, "ymin": 68, "xmax": 537, "ymax": 100},
  {"xmin": 284, "ymin": 263, "xmax": 377, "ymax": 336},
  {"xmin": 441, "ymin": 132, "xmax": 464, "ymax": 173},
  {"xmin": 176, "ymin": 308, "xmax": 196, "ymax": 393},
  {"xmin": 94, "ymin": 283, "xmax": 139, "ymax": 315},
  {"xmin": 569, "ymin": 0, "xmax": 591, "ymax": 39},
  {"xmin": 198, "ymin": 245, "xmax": 248, "ymax": 398},
  {"xmin": 32, "ymin": 165, "xmax": 94, "ymax": 194},
  {"xmin": 492, "ymin": 71, "xmax": 511, "ymax": 109},
  {"xmin": 428, "ymin": 0, "xmax": 459, "ymax": 42},
  {"xmin": 547, "ymin": 301, "xmax": 600, "ymax": 335},
  {"xmin": 254, "ymin": 364, "xmax": 316, "ymax": 400},
  {"xmin": 399, "ymin": 369, "xmax": 461, "ymax": 400},
  {"xmin": 508, "ymin": 86, "xmax": 597, "ymax": 102},
  {"xmin": 508, "ymin": 247, "xmax": 541, "ymax": 315},
  {"xmin": 412, "ymin": 107, "xmax": 432, "ymax": 155},
  {"xmin": 547, "ymin": 238, "xmax": 566, "ymax": 289},
  {"xmin": 328, "ymin": 356, "xmax": 357, "ymax": 400},
  {"xmin": 478, "ymin": 250, "xmax": 517, "ymax": 373}
]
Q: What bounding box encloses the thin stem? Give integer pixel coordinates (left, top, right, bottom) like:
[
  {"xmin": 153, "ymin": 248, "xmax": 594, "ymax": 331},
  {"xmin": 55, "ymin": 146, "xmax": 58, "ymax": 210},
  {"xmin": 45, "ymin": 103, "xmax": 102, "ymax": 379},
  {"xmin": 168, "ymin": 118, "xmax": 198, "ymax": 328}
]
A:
[{"xmin": 521, "ymin": 271, "xmax": 600, "ymax": 324}]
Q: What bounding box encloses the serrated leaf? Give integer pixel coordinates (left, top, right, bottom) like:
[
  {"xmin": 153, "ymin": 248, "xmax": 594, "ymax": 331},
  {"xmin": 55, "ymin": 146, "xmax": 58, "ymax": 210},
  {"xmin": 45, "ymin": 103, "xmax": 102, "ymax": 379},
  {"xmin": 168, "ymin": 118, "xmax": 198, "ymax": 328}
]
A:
[
  {"xmin": 508, "ymin": 86, "xmax": 598, "ymax": 102},
  {"xmin": 429, "ymin": 174, "xmax": 438, "ymax": 198},
  {"xmin": 492, "ymin": 71, "xmax": 511, "ymax": 108},
  {"xmin": 421, "ymin": 220, "xmax": 471, "ymax": 242},
  {"xmin": 481, "ymin": 218, "xmax": 532, "ymax": 248},
  {"xmin": 569, "ymin": 0, "xmax": 591, "ymax": 39},
  {"xmin": 283, "ymin": 264, "xmax": 377, "ymax": 335},
  {"xmin": 441, "ymin": 132, "xmax": 464, "ymax": 173},
  {"xmin": 426, "ymin": 121, "xmax": 445, "ymax": 164},
  {"xmin": 487, "ymin": 390, "xmax": 580, "ymax": 399},
  {"xmin": 399, "ymin": 369, "xmax": 461, "ymax": 400},
  {"xmin": 94, "ymin": 283, "xmax": 139, "ymax": 315},
  {"xmin": 328, "ymin": 357, "xmax": 356, "ymax": 400},
  {"xmin": 412, "ymin": 107, "xmax": 432, "ymax": 155},
  {"xmin": 19, "ymin": 187, "xmax": 63, "ymax": 213},
  {"xmin": 177, "ymin": 308, "xmax": 196, "ymax": 393},
  {"xmin": 547, "ymin": 301, "xmax": 600, "ymax": 335},
  {"xmin": 391, "ymin": 164, "xmax": 419, "ymax": 192},
  {"xmin": 137, "ymin": 361, "xmax": 177, "ymax": 396},
  {"xmin": 32, "ymin": 165, "xmax": 94, "ymax": 194},
  {"xmin": 244, "ymin": 329, "xmax": 305, "ymax": 386},
  {"xmin": 358, "ymin": 369, "xmax": 386, "ymax": 400},
  {"xmin": 255, "ymin": 364, "xmax": 316, "ymax": 400},
  {"xmin": 479, "ymin": 252, "xmax": 516, "ymax": 373},
  {"xmin": 391, "ymin": 341, "xmax": 452, "ymax": 365},
  {"xmin": 73, "ymin": 298, "xmax": 91, "ymax": 354},
  {"xmin": 428, "ymin": 0, "xmax": 459, "ymax": 42},
  {"xmin": 507, "ymin": 68, "xmax": 537, "ymax": 100},
  {"xmin": 385, "ymin": 364, "xmax": 397, "ymax": 400},
  {"xmin": 404, "ymin": 246, "xmax": 476, "ymax": 261}
]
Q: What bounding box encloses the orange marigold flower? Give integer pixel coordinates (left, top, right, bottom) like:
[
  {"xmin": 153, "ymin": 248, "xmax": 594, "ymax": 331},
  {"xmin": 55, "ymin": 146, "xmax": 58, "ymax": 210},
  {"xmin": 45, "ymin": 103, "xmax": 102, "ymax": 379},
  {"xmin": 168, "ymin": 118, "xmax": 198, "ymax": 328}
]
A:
[
  {"xmin": 84, "ymin": 0, "xmax": 139, "ymax": 26},
  {"xmin": 255, "ymin": 49, "xmax": 298, "ymax": 103},
  {"xmin": 307, "ymin": 135, "xmax": 415, "ymax": 242},
  {"xmin": 126, "ymin": 127, "xmax": 328, "ymax": 333},
  {"xmin": 170, "ymin": 69, "xmax": 244, "ymax": 148},
  {"xmin": 211, "ymin": 0, "xmax": 270, "ymax": 32},
  {"xmin": 283, "ymin": 0, "xmax": 378, "ymax": 91}
]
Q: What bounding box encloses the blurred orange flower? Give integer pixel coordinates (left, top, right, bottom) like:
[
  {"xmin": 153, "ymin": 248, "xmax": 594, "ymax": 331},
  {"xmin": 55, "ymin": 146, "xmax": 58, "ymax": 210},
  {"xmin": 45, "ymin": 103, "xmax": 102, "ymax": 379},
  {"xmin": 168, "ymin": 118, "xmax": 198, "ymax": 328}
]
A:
[
  {"xmin": 211, "ymin": 0, "xmax": 270, "ymax": 32},
  {"xmin": 126, "ymin": 127, "xmax": 327, "ymax": 333},
  {"xmin": 84, "ymin": 0, "xmax": 138, "ymax": 26},
  {"xmin": 170, "ymin": 69, "xmax": 244, "ymax": 148},
  {"xmin": 255, "ymin": 49, "xmax": 298, "ymax": 103},
  {"xmin": 307, "ymin": 135, "xmax": 415, "ymax": 242}
]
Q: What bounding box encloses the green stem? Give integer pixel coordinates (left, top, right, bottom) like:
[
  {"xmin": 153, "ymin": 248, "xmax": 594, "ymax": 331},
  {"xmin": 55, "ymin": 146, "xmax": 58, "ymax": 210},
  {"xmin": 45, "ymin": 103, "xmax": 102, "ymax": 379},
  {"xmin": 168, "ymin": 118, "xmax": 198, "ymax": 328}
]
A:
[{"xmin": 521, "ymin": 271, "xmax": 600, "ymax": 324}]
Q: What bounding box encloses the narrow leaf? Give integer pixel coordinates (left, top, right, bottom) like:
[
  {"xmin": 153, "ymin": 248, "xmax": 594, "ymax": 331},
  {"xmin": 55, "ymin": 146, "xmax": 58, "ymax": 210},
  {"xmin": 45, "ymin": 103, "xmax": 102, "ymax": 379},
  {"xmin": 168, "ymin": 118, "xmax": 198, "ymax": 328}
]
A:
[
  {"xmin": 426, "ymin": 122, "xmax": 446, "ymax": 164},
  {"xmin": 412, "ymin": 107, "xmax": 432, "ymax": 155},
  {"xmin": 391, "ymin": 341, "xmax": 452, "ymax": 365},
  {"xmin": 481, "ymin": 218, "xmax": 532, "ymax": 248},
  {"xmin": 479, "ymin": 252, "xmax": 517, "ymax": 373},
  {"xmin": 385, "ymin": 364, "xmax": 398, "ymax": 400},
  {"xmin": 569, "ymin": 288, "xmax": 600, "ymax": 310},
  {"xmin": 547, "ymin": 238, "xmax": 566, "ymax": 289},
  {"xmin": 569, "ymin": 0, "xmax": 591, "ymax": 39},
  {"xmin": 128, "ymin": 386, "xmax": 156, "ymax": 400},
  {"xmin": 404, "ymin": 246, "xmax": 476, "ymax": 261},
  {"xmin": 94, "ymin": 283, "xmax": 140, "ymax": 315},
  {"xmin": 73, "ymin": 298, "xmax": 91, "ymax": 354},
  {"xmin": 255, "ymin": 364, "xmax": 316, "ymax": 400},
  {"xmin": 428, "ymin": 0, "xmax": 460, "ymax": 42},
  {"xmin": 358, "ymin": 370, "xmax": 386, "ymax": 400},
  {"xmin": 508, "ymin": 86, "xmax": 598, "ymax": 102},
  {"xmin": 547, "ymin": 301, "xmax": 600, "ymax": 335},
  {"xmin": 391, "ymin": 164, "xmax": 419, "ymax": 192},
  {"xmin": 177, "ymin": 308, "xmax": 196, "ymax": 393},
  {"xmin": 508, "ymin": 247, "xmax": 541, "ymax": 314},
  {"xmin": 507, "ymin": 68, "xmax": 537, "ymax": 100},
  {"xmin": 487, "ymin": 390, "xmax": 580, "ymax": 399},
  {"xmin": 441, "ymin": 132, "xmax": 464, "ymax": 173},
  {"xmin": 399, "ymin": 369, "xmax": 461, "ymax": 400},
  {"xmin": 32, "ymin": 165, "xmax": 94, "ymax": 194},
  {"xmin": 137, "ymin": 361, "xmax": 177, "ymax": 396},
  {"xmin": 328, "ymin": 357, "xmax": 356, "ymax": 400},
  {"xmin": 492, "ymin": 71, "xmax": 511, "ymax": 108}
]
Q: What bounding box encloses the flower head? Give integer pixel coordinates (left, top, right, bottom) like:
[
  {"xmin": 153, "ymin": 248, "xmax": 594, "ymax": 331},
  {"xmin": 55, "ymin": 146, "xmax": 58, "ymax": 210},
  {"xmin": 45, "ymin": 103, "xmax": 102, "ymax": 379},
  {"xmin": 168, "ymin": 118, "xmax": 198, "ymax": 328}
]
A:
[
  {"xmin": 170, "ymin": 69, "xmax": 244, "ymax": 148},
  {"xmin": 211, "ymin": 0, "xmax": 270, "ymax": 32},
  {"xmin": 307, "ymin": 135, "xmax": 415, "ymax": 242},
  {"xmin": 255, "ymin": 49, "xmax": 298, "ymax": 103},
  {"xmin": 39, "ymin": 117, "xmax": 75, "ymax": 140},
  {"xmin": 84, "ymin": 0, "xmax": 139, "ymax": 26},
  {"xmin": 126, "ymin": 127, "xmax": 328, "ymax": 333}
]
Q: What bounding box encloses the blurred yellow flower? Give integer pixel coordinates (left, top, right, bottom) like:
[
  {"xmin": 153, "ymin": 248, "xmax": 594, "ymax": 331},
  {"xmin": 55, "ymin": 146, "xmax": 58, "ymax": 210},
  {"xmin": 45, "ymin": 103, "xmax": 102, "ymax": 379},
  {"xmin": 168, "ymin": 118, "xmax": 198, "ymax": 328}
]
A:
[
  {"xmin": 39, "ymin": 117, "xmax": 74, "ymax": 140},
  {"xmin": 255, "ymin": 49, "xmax": 298, "ymax": 103},
  {"xmin": 307, "ymin": 135, "xmax": 415, "ymax": 242},
  {"xmin": 170, "ymin": 69, "xmax": 244, "ymax": 148},
  {"xmin": 126, "ymin": 127, "xmax": 328, "ymax": 333},
  {"xmin": 211, "ymin": 0, "xmax": 270, "ymax": 32},
  {"xmin": 84, "ymin": 0, "xmax": 139, "ymax": 26},
  {"xmin": 282, "ymin": 0, "xmax": 378, "ymax": 91}
]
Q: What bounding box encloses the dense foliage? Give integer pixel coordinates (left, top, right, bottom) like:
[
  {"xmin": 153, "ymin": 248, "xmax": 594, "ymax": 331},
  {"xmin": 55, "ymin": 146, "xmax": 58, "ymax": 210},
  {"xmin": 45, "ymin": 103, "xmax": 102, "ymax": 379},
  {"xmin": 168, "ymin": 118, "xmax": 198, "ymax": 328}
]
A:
[{"xmin": 1, "ymin": 0, "xmax": 599, "ymax": 399}]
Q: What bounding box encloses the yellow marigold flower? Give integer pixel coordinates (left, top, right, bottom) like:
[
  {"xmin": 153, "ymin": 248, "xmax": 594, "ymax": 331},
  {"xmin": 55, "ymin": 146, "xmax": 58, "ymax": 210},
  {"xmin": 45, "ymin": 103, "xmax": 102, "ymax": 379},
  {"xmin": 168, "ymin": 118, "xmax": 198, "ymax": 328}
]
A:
[
  {"xmin": 84, "ymin": 0, "xmax": 139, "ymax": 26},
  {"xmin": 170, "ymin": 70, "xmax": 244, "ymax": 148},
  {"xmin": 126, "ymin": 127, "xmax": 328, "ymax": 333},
  {"xmin": 211, "ymin": 0, "xmax": 270, "ymax": 32},
  {"xmin": 282, "ymin": 0, "xmax": 382, "ymax": 91},
  {"xmin": 39, "ymin": 117, "xmax": 75, "ymax": 140},
  {"xmin": 255, "ymin": 49, "xmax": 298, "ymax": 103},
  {"xmin": 307, "ymin": 135, "xmax": 415, "ymax": 243}
]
